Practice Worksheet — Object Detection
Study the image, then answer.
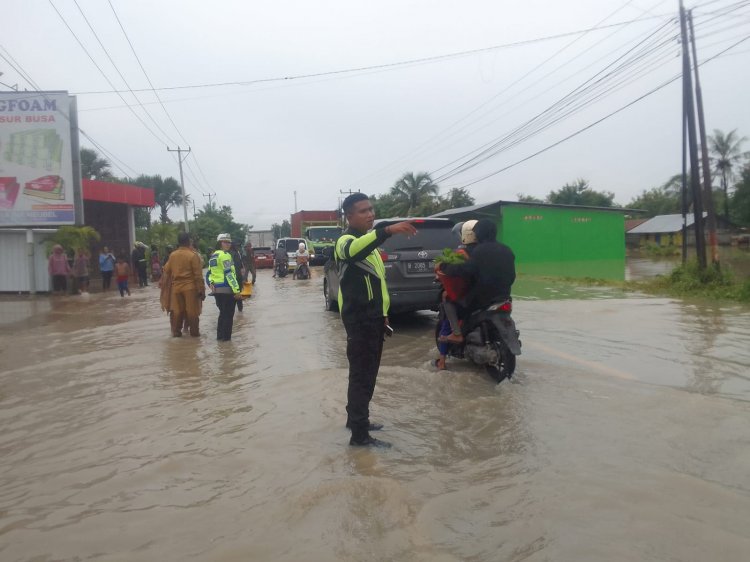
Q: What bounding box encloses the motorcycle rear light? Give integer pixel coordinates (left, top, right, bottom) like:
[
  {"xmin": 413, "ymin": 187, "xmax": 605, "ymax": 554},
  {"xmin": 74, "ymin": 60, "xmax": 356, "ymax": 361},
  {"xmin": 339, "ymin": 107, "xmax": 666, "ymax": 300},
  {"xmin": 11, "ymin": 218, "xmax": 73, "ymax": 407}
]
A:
[
  {"xmin": 489, "ymin": 301, "xmax": 513, "ymax": 313},
  {"xmin": 379, "ymin": 250, "xmax": 388, "ymax": 262}
]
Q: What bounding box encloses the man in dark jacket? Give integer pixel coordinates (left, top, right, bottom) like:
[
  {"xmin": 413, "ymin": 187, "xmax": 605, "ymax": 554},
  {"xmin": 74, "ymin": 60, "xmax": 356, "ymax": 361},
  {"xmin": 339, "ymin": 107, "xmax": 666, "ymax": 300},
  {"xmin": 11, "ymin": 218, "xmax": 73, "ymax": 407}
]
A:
[
  {"xmin": 335, "ymin": 193, "xmax": 416, "ymax": 448},
  {"xmin": 437, "ymin": 219, "xmax": 515, "ymax": 342},
  {"xmin": 229, "ymin": 241, "xmax": 245, "ymax": 311}
]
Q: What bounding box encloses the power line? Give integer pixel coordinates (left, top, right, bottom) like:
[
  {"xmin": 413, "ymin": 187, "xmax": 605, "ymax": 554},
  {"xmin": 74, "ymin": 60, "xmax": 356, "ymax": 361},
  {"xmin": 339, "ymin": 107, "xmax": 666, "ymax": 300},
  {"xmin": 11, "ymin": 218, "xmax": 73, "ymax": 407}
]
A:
[
  {"xmin": 106, "ymin": 0, "xmax": 189, "ymax": 146},
  {"xmin": 430, "ymin": 20, "xmax": 680, "ymax": 183},
  {"xmin": 429, "ymin": 4, "xmax": 750, "ymax": 185},
  {"xmin": 447, "ymin": 33, "xmax": 750, "ymax": 191},
  {"xmin": 47, "ymin": 0, "xmax": 172, "ymax": 148},
  {"xmin": 70, "ymin": 14, "xmax": 676, "ymax": 96},
  {"xmin": 351, "ymin": 0, "xmax": 674, "ymax": 189},
  {"xmin": 106, "ymin": 0, "xmax": 217, "ymax": 194},
  {"xmin": 71, "ymin": 0, "xmax": 178, "ymax": 146}
]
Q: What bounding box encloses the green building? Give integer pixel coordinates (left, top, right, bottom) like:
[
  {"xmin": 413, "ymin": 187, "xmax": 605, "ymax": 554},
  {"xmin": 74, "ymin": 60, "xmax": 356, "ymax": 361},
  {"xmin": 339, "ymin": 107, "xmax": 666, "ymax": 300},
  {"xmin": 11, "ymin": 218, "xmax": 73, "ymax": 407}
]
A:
[{"xmin": 435, "ymin": 201, "xmax": 632, "ymax": 280}]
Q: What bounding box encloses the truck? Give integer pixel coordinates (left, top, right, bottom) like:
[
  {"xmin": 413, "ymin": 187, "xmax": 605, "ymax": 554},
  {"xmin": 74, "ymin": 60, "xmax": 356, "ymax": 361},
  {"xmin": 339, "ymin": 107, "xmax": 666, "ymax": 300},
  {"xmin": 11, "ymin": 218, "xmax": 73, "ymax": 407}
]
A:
[
  {"xmin": 290, "ymin": 210, "xmax": 342, "ymax": 265},
  {"xmin": 246, "ymin": 230, "xmax": 274, "ymax": 248}
]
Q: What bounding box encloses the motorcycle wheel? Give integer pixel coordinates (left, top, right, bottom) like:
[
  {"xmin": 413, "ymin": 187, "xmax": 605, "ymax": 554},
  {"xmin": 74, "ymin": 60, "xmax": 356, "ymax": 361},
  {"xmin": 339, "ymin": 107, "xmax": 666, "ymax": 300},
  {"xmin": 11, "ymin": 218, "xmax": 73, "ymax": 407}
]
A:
[{"xmin": 486, "ymin": 340, "xmax": 515, "ymax": 383}]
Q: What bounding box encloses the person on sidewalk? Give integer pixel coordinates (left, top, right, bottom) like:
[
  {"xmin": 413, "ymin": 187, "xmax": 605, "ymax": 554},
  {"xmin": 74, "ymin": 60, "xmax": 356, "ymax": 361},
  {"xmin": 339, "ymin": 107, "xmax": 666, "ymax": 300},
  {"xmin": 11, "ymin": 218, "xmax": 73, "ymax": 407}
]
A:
[
  {"xmin": 48, "ymin": 244, "xmax": 72, "ymax": 295},
  {"xmin": 99, "ymin": 246, "xmax": 115, "ymax": 291},
  {"xmin": 206, "ymin": 233, "xmax": 241, "ymax": 341},
  {"xmin": 161, "ymin": 231, "xmax": 205, "ymax": 337},
  {"xmin": 335, "ymin": 193, "xmax": 417, "ymax": 448}
]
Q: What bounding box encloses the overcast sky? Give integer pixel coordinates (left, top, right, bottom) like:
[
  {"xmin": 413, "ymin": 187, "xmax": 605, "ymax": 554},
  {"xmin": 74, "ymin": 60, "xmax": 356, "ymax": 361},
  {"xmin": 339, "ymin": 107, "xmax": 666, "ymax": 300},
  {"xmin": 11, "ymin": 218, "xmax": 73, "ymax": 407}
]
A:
[{"xmin": 3, "ymin": 0, "xmax": 749, "ymax": 228}]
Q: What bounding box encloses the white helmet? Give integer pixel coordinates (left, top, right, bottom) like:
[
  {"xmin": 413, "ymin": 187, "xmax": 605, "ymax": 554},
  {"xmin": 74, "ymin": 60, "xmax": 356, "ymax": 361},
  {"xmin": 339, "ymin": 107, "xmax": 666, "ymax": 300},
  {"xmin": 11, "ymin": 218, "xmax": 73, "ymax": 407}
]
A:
[
  {"xmin": 216, "ymin": 233, "xmax": 232, "ymax": 242},
  {"xmin": 461, "ymin": 220, "xmax": 478, "ymax": 245},
  {"xmin": 298, "ymin": 242, "xmax": 306, "ymax": 250}
]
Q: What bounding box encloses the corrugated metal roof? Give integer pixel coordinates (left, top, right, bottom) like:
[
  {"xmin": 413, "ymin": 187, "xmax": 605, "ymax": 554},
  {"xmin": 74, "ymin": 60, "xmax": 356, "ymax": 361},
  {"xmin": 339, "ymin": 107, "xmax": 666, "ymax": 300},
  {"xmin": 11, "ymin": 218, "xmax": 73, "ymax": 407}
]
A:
[{"xmin": 628, "ymin": 212, "xmax": 707, "ymax": 234}]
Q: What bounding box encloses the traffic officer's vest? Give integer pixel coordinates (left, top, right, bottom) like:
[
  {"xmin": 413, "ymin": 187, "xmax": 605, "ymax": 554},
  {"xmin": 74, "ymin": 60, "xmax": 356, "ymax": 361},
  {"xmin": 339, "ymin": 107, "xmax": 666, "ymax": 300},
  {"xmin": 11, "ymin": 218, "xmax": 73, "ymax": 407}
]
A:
[{"xmin": 207, "ymin": 250, "xmax": 240, "ymax": 293}]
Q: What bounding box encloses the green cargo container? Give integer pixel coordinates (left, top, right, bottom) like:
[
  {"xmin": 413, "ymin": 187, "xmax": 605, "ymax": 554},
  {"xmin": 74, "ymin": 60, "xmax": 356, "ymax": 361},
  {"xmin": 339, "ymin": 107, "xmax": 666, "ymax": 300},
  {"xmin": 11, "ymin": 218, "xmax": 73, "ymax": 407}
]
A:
[{"xmin": 435, "ymin": 201, "xmax": 629, "ymax": 280}]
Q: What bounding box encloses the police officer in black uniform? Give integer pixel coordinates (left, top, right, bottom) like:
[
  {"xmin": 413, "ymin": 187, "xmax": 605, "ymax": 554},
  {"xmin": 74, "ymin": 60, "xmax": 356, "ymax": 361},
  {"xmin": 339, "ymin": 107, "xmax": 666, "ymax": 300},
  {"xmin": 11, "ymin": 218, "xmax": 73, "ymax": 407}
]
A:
[{"xmin": 335, "ymin": 193, "xmax": 417, "ymax": 448}]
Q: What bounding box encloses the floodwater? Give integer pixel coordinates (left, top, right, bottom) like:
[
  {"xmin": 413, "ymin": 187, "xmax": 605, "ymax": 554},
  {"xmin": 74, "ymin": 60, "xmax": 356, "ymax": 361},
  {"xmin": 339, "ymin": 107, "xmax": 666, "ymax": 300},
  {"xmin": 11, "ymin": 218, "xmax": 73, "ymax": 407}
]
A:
[{"xmin": 1, "ymin": 267, "xmax": 749, "ymax": 562}]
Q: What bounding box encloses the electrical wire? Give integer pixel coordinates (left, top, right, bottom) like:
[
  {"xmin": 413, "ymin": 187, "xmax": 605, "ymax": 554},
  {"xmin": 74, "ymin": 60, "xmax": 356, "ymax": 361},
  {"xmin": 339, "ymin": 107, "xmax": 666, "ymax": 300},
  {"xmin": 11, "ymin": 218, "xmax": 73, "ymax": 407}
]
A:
[
  {"xmin": 47, "ymin": 0, "xmax": 173, "ymax": 148},
  {"xmin": 430, "ymin": 4, "xmax": 750, "ymax": 185},
  {"xmin": 447, "ymin": 33, "xmax": 750, "ymax": 191},
  {"xmin": 430, "ymin": 20, "xmax": 680, "ymax": 183},
  {"xmin": 70, "ymin": 14, "xmax": 676, "ymax": 96},
  {"xmin": 351, "ymin": 0, "xmax": 672, "ymax": 189}
]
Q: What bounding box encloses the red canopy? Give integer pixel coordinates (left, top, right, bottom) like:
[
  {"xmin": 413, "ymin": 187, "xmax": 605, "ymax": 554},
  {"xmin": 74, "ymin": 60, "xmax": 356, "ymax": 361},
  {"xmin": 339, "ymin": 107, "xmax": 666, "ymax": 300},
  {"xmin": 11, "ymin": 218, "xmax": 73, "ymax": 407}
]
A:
[{"xmin": 83, "ymin": 179, "xmax": 154, "ymax": 207}]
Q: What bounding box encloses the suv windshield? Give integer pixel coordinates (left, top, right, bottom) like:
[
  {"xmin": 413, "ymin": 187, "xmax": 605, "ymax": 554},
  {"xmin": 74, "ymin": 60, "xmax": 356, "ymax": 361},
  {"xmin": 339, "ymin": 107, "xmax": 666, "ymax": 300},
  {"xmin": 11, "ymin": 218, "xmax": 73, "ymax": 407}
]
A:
[
  {"xmin": 379, "ymin": 226, "xmax": 456, "ymax": 251},
  {"xmin": 282, "ymin": 239, "xmax": 303, "ymax": 251}
]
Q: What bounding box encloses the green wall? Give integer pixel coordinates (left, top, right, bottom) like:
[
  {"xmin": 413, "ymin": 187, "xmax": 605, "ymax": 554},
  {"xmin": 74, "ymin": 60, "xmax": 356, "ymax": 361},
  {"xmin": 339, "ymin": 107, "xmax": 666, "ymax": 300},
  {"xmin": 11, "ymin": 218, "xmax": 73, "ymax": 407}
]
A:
[{"xmin": 498, "ymin": 205, "xmax": 626, "ymax": 280}]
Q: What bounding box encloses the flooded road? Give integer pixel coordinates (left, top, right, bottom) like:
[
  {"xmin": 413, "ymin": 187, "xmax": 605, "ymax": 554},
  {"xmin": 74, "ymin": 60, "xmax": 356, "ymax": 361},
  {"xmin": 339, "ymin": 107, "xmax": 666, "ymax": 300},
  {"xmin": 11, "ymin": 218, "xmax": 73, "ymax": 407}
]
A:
[{"xmin": 1, "ymin": 269, "xmax": 749, "ymax": 561}]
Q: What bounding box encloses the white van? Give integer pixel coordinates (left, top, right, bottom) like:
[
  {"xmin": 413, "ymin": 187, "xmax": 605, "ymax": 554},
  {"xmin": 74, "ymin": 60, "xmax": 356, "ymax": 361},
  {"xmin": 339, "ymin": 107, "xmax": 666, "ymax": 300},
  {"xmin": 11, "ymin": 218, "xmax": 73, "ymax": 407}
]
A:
[{"xmin": 276, "ymin": 237, "xmax": 314, "ymax": 270}]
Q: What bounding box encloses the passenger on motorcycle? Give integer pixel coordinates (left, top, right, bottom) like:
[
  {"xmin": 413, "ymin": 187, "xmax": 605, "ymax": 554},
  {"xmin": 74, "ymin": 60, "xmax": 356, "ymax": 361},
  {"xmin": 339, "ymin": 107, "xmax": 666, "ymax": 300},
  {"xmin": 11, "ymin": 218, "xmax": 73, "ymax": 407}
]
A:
[
  {"xmin": 293, "ymin": 242, "xmax": 310, "ymax": 279},
  {"xmin": 436, "ymin": 219, "xmax": 515, "ymax": 344}
]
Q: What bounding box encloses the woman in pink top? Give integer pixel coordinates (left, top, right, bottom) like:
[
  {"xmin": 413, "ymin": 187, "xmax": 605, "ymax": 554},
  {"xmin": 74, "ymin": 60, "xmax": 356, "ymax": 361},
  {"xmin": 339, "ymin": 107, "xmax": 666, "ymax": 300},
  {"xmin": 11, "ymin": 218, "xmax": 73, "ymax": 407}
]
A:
[{"xmin": 48, "ymin": 244, "xmax": 72, "ymax": 295}]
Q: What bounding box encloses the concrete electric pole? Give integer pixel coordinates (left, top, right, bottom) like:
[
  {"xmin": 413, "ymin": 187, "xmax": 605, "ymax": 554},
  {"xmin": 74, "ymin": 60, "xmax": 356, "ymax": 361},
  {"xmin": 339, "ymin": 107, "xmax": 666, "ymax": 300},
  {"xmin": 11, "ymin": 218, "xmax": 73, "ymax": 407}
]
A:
[{"xmin": 167, "ymin": 146, "xmax": 191, "ymax": 232}]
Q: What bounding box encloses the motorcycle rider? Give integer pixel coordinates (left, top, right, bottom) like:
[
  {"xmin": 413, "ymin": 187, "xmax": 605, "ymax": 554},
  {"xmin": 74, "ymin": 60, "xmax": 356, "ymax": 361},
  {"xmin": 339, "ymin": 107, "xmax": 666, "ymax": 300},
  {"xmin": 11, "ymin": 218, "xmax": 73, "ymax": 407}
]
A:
[
  {"xmin": 273, "ymin": 243, "xmax": 288, "ymax": 277},
  {"xmin": 436, "ymin": 219, "xmax": 515, "ymax": 343},
  {"xmin": 293, "ymin": 242, "xmax": 310, "ymax": 279}
]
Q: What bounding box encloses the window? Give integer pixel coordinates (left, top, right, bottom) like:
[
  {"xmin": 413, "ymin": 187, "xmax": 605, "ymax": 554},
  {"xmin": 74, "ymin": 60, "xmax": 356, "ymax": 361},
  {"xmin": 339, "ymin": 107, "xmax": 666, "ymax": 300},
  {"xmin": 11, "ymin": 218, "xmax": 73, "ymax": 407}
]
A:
[{"xmin": 379, "ymin": 226, "xmax": 456, "ymax": 251}]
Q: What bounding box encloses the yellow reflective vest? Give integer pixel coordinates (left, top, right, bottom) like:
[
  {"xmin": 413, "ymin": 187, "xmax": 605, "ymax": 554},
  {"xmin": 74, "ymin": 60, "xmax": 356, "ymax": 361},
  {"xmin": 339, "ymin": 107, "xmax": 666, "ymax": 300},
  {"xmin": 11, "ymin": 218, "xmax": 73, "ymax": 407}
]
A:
[{"xmin": 206, "ymin": 250, "xmax": 240, "ymax": 293}]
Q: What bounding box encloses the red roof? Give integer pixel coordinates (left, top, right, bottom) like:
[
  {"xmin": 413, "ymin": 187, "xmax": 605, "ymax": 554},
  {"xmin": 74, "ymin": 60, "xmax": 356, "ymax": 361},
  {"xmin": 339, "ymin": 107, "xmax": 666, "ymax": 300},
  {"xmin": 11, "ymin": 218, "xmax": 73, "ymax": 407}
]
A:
[{"xmin": 83, "ymin": 179, "xmax": 155, "ymax": 207}]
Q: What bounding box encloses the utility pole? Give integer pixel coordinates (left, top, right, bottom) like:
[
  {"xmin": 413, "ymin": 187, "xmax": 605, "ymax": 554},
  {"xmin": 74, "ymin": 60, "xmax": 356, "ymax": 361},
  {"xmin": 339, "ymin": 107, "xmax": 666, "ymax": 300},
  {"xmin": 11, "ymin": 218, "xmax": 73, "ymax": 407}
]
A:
[
  {"xmin": 679, "ymin": 1, "xmax": 706, "ymax": 269},
  {"xmin": 167, "ymin": 146, "xmax": 191, "ymax": 233},
  {"xmin": 202, "ymin": 192, "xmax": 216, "ymax": 206},
  {"xmin": 294, "ymin": 190, "xmax": 298, "ymax": 213},
  {"xmin": 688, "ymin": 9, "xmax": 720, "ymax": 267}
]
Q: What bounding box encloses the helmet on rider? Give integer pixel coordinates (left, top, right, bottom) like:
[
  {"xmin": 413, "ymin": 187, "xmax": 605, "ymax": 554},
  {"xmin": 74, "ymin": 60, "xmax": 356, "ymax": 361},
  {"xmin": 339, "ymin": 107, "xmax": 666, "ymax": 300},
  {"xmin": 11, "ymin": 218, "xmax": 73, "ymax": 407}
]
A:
[
  {"xmin": 298, "ymin": 242, "xmax": 306, "ymax": 251},
  {"xmin": 216, "ymin": 233, "xmax": 232, "ymax": 242},
  {"xmin": 461, "ymin": 220, "xmax": 479, "ymax": 245},
  {"xmin": 473, "ymin": 219, "xmax": 497, "ymax": 243},
  {"xmin": 451, "ymin": 221, "xmax": 464, "ymax": 242}
]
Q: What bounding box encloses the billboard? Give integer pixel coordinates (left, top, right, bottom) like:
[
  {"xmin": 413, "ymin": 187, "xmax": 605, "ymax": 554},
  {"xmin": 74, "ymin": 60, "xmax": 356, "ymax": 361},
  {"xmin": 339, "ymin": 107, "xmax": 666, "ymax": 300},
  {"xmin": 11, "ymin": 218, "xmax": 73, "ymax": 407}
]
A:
[{"xmin": 0, "ymin": 91, "xmax": 79, "ymax": 226}]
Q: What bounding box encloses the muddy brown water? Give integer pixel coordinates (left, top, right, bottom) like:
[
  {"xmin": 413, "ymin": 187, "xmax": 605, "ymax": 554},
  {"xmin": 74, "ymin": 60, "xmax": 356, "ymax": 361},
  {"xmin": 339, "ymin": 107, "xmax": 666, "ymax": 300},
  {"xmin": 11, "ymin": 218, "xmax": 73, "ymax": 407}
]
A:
[{"xmin": 1, "ymin": 267, "xmax": 749, "ymax": 561}]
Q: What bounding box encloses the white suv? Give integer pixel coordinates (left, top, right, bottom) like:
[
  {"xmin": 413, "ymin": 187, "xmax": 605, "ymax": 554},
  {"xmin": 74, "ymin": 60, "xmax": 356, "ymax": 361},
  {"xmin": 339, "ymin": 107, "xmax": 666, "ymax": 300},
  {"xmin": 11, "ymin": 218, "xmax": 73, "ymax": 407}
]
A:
[{"xmin": 276, "ymin": 237, "xmax": 315, "ymax": 270}]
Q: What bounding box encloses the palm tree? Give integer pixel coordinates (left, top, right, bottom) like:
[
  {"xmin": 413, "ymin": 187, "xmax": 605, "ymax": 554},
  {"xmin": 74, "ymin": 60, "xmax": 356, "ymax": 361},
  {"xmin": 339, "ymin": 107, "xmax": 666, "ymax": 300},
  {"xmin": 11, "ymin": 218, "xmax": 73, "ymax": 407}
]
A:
[
  {"xmin": 80, "ymin": 148, "xmax": 113, "ymax": 180},
  {"xmin": 133, "ymin": 174, "xmax": 183, "ymax": 223},
  {"xmin": 708, "ymin": 129, "xmax": 748, "ymax": 220},
  {"xmin": 390, "ymin": 172, "xmax": 439, "ymax": 216}
]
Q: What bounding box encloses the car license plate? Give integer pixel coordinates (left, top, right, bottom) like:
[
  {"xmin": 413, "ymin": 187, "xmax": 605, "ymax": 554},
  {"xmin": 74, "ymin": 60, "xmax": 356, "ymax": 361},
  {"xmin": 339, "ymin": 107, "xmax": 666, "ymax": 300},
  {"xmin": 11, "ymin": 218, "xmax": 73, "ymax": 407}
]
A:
[
  {"xmin": 406, "ymin": 260, "xmax": 431, "ymax": 274},
  {"xmin": 258, "ymin": 256, "xmax": 266, "ymax": 259}
]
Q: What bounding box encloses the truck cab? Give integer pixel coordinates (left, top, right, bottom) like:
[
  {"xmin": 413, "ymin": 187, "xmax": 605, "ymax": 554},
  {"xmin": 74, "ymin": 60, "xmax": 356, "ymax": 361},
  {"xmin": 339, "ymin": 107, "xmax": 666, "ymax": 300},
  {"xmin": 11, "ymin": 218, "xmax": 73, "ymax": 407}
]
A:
[{"xmin": 305, "ymin": 225, "xmax": 342, "ymax": 265}]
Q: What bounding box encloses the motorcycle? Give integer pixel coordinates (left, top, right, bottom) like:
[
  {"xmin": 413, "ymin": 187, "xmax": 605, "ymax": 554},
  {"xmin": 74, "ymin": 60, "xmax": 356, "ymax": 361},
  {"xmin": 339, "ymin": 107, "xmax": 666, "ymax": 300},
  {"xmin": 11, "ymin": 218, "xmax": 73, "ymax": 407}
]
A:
[
  {"xmin": 275, "ymin": 259, "xmax": 288, "ymax": 278},
  {"xmin": 435, "ymin": 299, "xmax": 521, "ymax": 383},
  {"xmin": 295, "ymin": 262, "xmax": 310, "ymax": 280}
]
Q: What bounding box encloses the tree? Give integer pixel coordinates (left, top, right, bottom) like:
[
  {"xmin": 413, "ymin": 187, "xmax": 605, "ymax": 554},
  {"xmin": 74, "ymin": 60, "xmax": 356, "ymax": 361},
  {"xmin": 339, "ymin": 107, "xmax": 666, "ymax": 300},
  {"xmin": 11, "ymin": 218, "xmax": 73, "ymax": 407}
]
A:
[
  {"xmin": 546, "ymin": 178, "xmax": 616, "ymax": 207},
  {"xmin": 708, "ymin": 129, "xmax": 748, "ymax": 220},
  {"xmin": 390, "ymin": 172, "xmax": 439, "ymax": 216},
  {"xmin": 131, "ymin": 174, "xmax": 183, "ymax": 223},
  {"xmin": 271, "ymin": 219, "xmax": 291, "ymax": 240},
  {"xmin": 516, "ymin": 193, "xmax": 543, "ymax": 203},
  {"xmin": 47, "ymin": 225, "xmax": 101, "ymax": 255},
  {"xmin": 80, "ymin": 148, "xmax": 113, "ymax": 180},
  {"xmin": 627, "ymin": 174, "xmax": 682, "ymax": 216},
  {"xmin": 439, "ymin": 187, "xmax": 475, "ymax": 210},
  {"xmin": 731, "ymin": 164, "xmax": 750, "ymax": 226}
]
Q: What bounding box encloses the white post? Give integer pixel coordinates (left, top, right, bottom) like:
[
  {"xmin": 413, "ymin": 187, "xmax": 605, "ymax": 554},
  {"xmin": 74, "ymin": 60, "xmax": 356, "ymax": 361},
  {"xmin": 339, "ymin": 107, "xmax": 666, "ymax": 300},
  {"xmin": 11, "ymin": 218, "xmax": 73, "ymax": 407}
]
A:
[{"xmin": 26, "ymin": 229, "xmax": 36, "ymax": 295}]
